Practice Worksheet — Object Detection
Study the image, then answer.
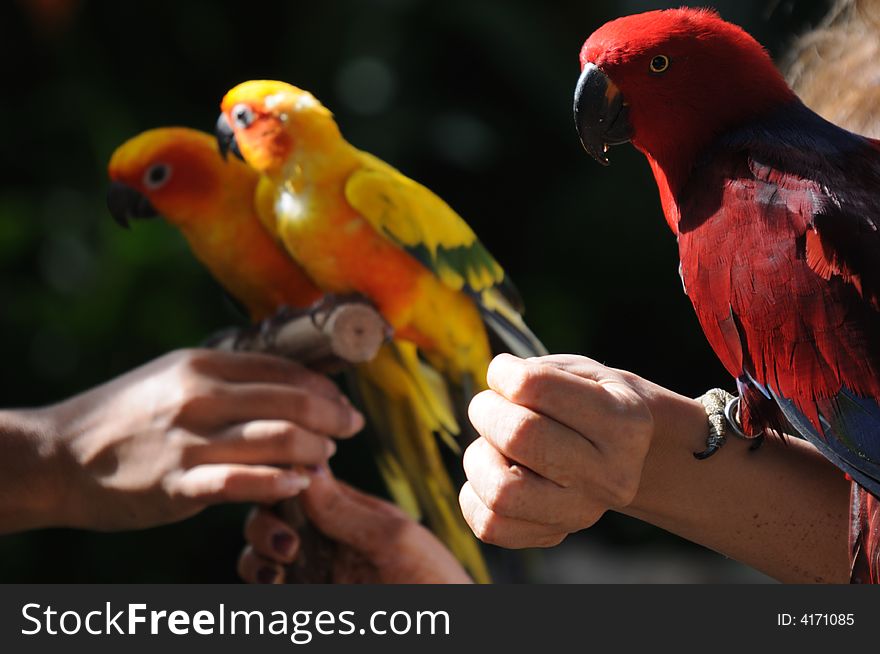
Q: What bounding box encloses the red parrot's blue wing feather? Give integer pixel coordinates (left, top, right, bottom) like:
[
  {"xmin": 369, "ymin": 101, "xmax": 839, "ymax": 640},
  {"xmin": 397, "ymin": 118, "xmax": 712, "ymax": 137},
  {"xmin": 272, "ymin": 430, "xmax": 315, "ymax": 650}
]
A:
[
  {"xmin": 677, "ymin": 101, "xmax": 880, "ymax": 498},
  {"xmin": 771, "ymin": 388, "xmax": 880, "ymax": 496}
]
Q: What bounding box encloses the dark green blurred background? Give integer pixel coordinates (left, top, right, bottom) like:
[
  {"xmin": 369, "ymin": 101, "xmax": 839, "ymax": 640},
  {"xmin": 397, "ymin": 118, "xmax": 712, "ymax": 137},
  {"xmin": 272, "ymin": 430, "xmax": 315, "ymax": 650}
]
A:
[{"xmin": 0, "ymin": 0, "xmax": 828, "ymax": 582}]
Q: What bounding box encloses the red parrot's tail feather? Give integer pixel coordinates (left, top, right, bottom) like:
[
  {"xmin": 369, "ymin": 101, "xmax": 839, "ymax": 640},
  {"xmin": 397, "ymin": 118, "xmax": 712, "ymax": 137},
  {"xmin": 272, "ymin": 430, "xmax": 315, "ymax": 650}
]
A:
[
  {"xmin": 850, "ymin": 484, "xmax": 880, "ymax": 584},
  {"xmin": 736, "ymin": 376, "xmax": 789, "ymax": 438}
]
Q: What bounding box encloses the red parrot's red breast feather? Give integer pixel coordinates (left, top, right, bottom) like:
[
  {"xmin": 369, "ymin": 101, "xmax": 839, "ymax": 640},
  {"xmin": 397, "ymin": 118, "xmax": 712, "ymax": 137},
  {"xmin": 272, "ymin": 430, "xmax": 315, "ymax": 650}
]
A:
[{"xmin": 678, "ymin": 101, "xmax": 880, "ymax": 495}]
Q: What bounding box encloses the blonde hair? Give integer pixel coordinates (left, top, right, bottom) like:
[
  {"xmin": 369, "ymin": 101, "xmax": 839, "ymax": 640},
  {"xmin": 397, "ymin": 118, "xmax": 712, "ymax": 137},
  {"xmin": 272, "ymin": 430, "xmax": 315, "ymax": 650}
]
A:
[{"xmin": 784, "ymin": 0, "xmax": 880, "ymax": 137}]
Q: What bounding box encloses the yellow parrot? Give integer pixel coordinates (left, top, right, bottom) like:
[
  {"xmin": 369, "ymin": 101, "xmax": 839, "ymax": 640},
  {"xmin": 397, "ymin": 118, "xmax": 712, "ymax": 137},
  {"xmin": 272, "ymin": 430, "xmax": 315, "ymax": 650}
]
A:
[
  {"xmin": 215, "ymin": 80, "xmax": 546, "ymax": 401},
  {"xmin": 107, "ymin": 127, "xmax": 490, "ymax": 581}
]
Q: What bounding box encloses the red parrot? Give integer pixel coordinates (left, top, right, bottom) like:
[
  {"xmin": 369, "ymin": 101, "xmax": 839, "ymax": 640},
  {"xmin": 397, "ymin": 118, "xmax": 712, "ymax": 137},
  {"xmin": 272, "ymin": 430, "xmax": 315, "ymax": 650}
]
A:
[{"xmin": 574, "ymin": 8, "xmax": 880, "ymax": 582}]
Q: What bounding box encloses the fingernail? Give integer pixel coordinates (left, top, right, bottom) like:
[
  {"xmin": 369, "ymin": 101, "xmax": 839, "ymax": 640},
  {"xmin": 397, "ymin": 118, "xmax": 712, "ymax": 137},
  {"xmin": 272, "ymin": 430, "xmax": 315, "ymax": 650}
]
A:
[
  {"xmin": 277, "ymin": 472, "xmax": 311, "ymax": 494},
  {"xmin": 257, "ymin": 566, "xmax": 281, "ymax": 584},
  {"xmin": 303, "ymin": 464, "xmax": 328, "ymax": 476},
  {"xmin": 325, "ymin": 439, "xmax": 337, "ymax": 457},
  {"xmin": 272, "ymin": 531, "xmax": 296, "ymax": 558}
]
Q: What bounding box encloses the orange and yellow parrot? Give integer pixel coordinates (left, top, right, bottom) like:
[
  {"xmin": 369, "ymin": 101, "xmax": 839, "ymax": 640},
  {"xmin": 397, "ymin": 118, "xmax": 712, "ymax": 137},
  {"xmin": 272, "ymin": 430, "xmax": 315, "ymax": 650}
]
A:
[
  {"xmin": 106, "ymin": 127, "xmax": 491, "ymax": 581},
  {"xmin": 215, "ymin": 80, "xmax": 546, "ymax": 401}
]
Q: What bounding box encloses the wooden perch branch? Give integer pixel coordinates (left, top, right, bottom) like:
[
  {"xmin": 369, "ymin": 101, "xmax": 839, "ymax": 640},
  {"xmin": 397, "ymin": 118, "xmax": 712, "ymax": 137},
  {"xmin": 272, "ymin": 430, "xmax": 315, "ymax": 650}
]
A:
[
  {"xmin": 205, "ymin": 296, "xmax": 390, "ymax": 583},
  {"xmin": 208, "ymin": 296, "xmax": 389, "ymax": 371}
]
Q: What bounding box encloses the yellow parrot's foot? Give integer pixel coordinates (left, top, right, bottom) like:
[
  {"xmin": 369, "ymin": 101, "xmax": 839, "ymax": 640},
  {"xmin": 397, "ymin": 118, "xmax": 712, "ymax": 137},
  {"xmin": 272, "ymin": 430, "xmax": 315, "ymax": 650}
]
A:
[
  {"xmin": 305, "ymin": 294, "xmax": 392, "ymax": 342},
  {"xmin": 201, "ymin": 324, "xmax": 263, "ymax": 352},
  {"xmin": 252, "ymin": 297, "xmax": 389, "ymax": 368},
  {"xmin": 260, "ymin": 304, "xmax": 309, "ymax": 346},
  {"xmin": 259, "ymin": 295, "xmax": 375, "ymax": 344},
  {"xmin": 306, "ymin": 293, "xmax": 377, "ymax": 325}
]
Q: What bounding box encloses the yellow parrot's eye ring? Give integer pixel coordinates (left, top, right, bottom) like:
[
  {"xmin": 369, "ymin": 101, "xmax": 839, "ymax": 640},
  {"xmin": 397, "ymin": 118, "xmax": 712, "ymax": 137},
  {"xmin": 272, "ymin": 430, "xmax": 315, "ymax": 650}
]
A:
[
  {"xmin": 144, "ymin": 163, "xmax": 171, "ymax": 190},
  {"xmin": 232, "ymin": 104, "xmax": 255, "ymax": 129},
  {"xmin": 649, "ymin": 55, "xmax": 670, "ymax": 73}
]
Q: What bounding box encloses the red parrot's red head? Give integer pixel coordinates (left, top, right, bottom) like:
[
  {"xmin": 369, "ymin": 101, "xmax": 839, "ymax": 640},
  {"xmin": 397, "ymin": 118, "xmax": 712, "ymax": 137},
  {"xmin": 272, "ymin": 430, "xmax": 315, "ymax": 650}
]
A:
[{"xmin": 575, "ymin": 8, "xmax": 795, "ymax": 171}]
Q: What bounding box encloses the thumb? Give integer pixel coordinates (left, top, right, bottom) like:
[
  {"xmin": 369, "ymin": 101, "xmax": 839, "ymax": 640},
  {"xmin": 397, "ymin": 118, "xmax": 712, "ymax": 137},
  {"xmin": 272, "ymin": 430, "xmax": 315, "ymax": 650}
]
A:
[{"xmin": 301, "ymin": 469, "xmax": 406, "ymax": 555}]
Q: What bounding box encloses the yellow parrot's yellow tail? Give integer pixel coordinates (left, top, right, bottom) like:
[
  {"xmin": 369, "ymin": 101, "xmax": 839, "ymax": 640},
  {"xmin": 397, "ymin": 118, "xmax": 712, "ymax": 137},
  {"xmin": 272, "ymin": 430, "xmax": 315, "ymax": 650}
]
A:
[{"xmin": 353, "ymin": 341, "xmax": 491, "ymax": 583}]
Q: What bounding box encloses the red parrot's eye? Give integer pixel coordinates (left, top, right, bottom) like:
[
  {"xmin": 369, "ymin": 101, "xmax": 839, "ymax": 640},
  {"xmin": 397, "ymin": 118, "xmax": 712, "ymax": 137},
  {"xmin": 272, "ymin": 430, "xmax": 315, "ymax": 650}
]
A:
[
  {"xmin": 649, "ymin": 55, "xmax": 670, "ymax": 73},
  {"xmin": 232, "ymin": 104, "xmax": 255, "ymax": 129}
]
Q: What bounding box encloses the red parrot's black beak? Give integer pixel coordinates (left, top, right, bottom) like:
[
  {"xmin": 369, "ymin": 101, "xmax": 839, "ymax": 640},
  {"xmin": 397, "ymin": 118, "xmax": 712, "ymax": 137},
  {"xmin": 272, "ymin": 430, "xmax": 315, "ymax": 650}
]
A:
[
  {"xmin": 106, "ymin": 182, "xmax": 157, "ymax": 229},
  {"xmin": 215, "ymin": 113, "xmax": 244, "ymax": 161},
  {"xmin": 574, "ymin": 63, "xmax": 632, "ymax": 166}
]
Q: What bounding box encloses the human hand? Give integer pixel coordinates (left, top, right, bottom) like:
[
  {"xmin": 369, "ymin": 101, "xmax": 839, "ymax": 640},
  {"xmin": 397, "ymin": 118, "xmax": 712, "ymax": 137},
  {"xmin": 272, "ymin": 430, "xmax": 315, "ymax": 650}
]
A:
[
  {"xmin": 238, "ymin": 468, "xmax": 472, "ymax": 584},
  {"xmin": 460, "ymin": 353, "xmax": 656, "ymax": 549},
  {"xmin": 24, "ymin": 349, "xmax": 364, "ymax": 531},
  {"xmin": 460, "ymin": 353, "xmax": 855, "ymax": 583}
]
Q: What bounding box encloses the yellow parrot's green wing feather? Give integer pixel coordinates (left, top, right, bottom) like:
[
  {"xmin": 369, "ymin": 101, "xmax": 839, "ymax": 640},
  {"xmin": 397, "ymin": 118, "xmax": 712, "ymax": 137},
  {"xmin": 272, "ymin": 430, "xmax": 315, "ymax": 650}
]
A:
[
  {"xmin": 345, "ymin": 153, "xmax": 509, "ymax": 298},
  {"xmin": 345, "ymin": 153, "xmax": 547, "ymax": 357}
]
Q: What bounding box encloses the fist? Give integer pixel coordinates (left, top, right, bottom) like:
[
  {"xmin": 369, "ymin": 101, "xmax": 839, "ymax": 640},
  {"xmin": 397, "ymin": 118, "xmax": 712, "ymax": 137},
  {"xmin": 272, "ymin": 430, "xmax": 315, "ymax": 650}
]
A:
[
  {"xmin": 460, "ymin": 354, "xmax": 654, "ymax": 548},
  {"xmin": 237, "ymin": 468, "xmax": 472, "ymax": 584}
]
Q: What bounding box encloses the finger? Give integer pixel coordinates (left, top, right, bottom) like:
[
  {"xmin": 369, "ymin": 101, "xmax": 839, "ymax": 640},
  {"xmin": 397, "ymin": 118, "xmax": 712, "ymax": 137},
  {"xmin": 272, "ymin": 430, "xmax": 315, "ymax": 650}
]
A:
[
  {"xmin": 197, "ymin": 420, "xmax": 336, "ymax": 467},
  {"xmin": 487, "ymin": 354, "xmax": 621, "ymax": 437},
  {"xmin": 301, "ymin": 470, "xmax": 406, "ymax": 555},
  {"xmin": 298, "ymin": 465, "xmax": 409, "ymax": 519},
  {"xmin": 468, "ymin": 390, "xmax": 596, "ymax": 486},
  {"xmin": 522, "ymin": 354, "xmax": 652, "ymax": 423},
  {"xmin": 189, "ymin": 349, "xmax": 347, "ymax": 403},
  {"xmin": 488, "ymin": 356, "xmax": 652, "ymax": 451},
  {"xmin": 527, "ymin": 354, "xmax": 644, "ymax": 416},
  {"xmin": 335, "ymin": 478, "xmax": 409, "ymax": 520},
  {"xmin": 462, "ymin": 437, "xmax": 580, "ymax": 526},
  {"xmin": 237, "ymin": 545, "xmax": 284, "ymax": 584},
  {"xmin": 459, "ymin": 482, "xmax": 567, "ymax": 549},
  {"xmin": 210, "ymin": 383, "xmax": 364, "ymax": 437},
  {"xmin": 244, "ymin": 506, "xmax": 300, "ymax": 563},
  {"xmin": 523, "ymin": 353, "xmax": 607, "ymax": 378},
  {"xmin": 171, "ymin": 464, "xmax": 311, "ymax": 504}
]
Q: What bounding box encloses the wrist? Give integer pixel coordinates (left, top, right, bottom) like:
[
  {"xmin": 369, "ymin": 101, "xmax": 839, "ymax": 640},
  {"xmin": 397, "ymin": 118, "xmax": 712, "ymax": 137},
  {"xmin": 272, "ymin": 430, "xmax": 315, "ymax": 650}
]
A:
[
  {"xmin": 618, "ymin": 373, "xmax": 709, "ymax": 518},
  {"xmin": 0, "ymin": 406, "xmax": 69, "ymax": 532}
]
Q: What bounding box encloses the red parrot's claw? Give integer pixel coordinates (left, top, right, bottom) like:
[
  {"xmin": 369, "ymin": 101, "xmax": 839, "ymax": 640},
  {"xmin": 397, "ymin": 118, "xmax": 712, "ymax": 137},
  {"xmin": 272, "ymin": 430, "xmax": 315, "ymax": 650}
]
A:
[
  {"xmin": 693, "ymin": 436, "xmax": 725, "ymax": 460},
  {"xmin": 747, "ymin": 433, "xmax": 765, "ymax": 451},
  {"xmin": 694, "ymin": 388, "xmax": 732, "ymax": 460},
  {"xmin": 692, "ymin": 395, "xmax": 766, "ymax": 459}
]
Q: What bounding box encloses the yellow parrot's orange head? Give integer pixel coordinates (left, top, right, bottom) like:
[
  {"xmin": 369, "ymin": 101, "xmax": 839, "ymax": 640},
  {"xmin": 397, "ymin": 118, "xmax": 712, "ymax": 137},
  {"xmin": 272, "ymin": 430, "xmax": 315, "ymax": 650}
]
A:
[
  {"xmin": 107, "ymin": 127, "xmax": 251, "ymax": 229},
  {"xmin": 217, "ymin": 80, "xmax": 336, "ymax": 176}
]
